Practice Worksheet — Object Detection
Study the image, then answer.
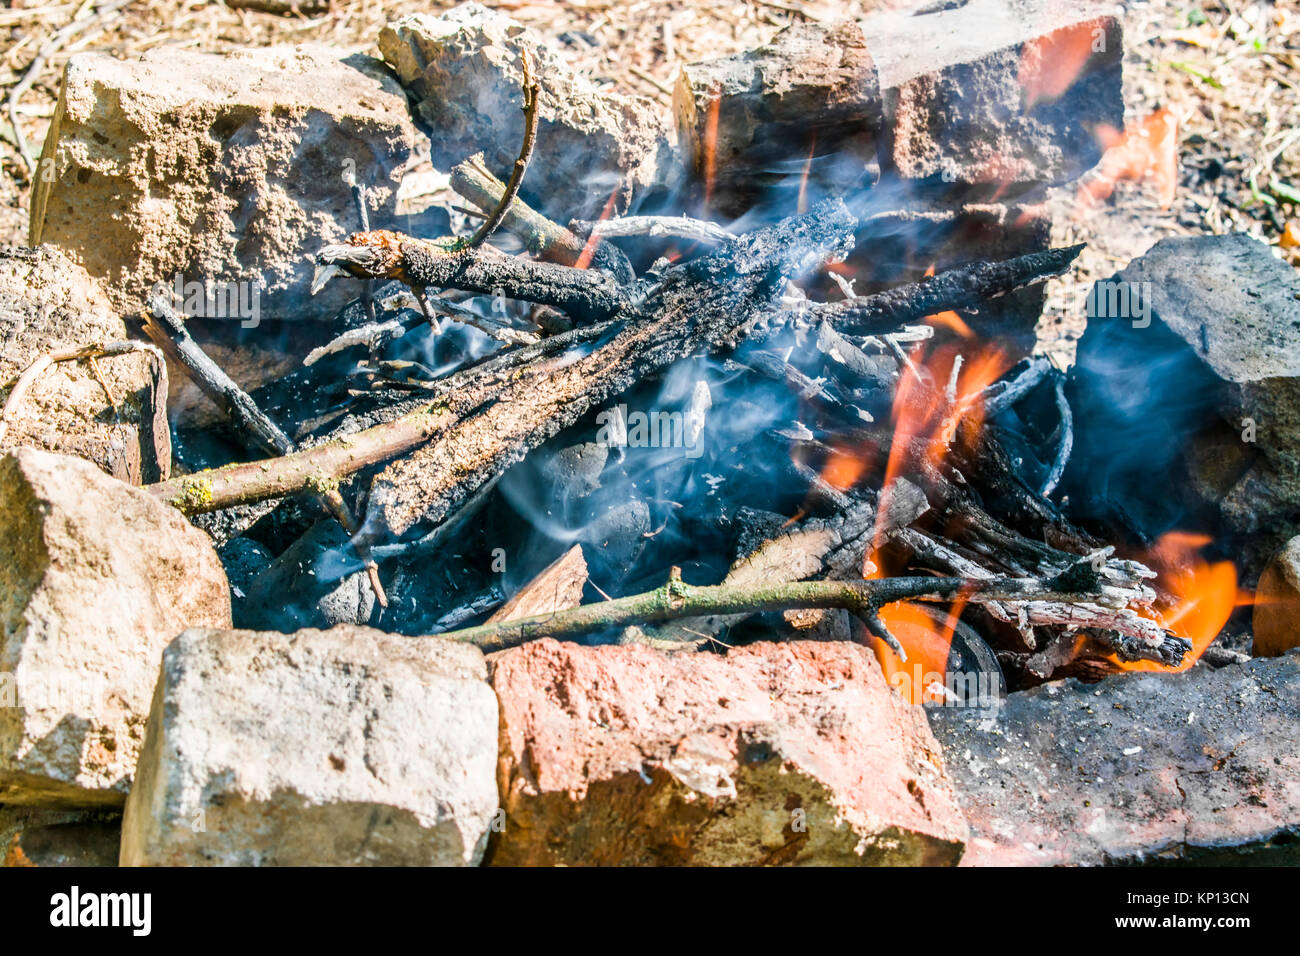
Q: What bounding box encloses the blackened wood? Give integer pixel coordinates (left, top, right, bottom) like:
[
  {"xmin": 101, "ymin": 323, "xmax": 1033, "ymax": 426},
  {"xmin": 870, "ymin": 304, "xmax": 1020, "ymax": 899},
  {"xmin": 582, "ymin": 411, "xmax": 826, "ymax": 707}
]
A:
[{"xmin": 817, "ymin": 243, "xmax": 1085, "ymax": 333}]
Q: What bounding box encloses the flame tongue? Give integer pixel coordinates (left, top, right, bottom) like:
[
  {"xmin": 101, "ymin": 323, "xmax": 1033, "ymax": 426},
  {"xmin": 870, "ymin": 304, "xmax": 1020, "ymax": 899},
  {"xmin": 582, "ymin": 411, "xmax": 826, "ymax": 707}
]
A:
[{"xmin": 1112, "ymin": 532, "xmax": 1238, "ymax": 673}]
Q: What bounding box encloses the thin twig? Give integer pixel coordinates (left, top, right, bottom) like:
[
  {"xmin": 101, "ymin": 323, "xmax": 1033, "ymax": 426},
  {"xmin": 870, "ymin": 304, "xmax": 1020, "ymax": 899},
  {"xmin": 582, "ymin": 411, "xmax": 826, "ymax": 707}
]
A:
[
  {"xmin": 430, "ymin": 565, "xmax": 1132, "ymax": 654},
  {"xmin": 142, "ymin": 294, "xmax": 388, "ymax": 606},
  {"xmin": 1040, "ymin": 373, "xmax": 1074, "ymax": 498},
  {"xmin": 0, "ymin": 340, "xmax": 164, "ymax": 445},
  {"xmin": 570, "ymin": 215, "xmax": 734, "ymax": 245},
  {"xmin": 468, "ymin": 48, "xmax": 539, "ymax": 249}
]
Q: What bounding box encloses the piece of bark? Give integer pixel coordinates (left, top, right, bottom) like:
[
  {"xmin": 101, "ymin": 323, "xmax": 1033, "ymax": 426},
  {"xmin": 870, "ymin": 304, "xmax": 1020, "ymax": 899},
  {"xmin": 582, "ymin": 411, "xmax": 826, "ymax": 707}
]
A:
[{"xmin": 486, "ymin": 545, "xmax": 588, "ymax": 625}]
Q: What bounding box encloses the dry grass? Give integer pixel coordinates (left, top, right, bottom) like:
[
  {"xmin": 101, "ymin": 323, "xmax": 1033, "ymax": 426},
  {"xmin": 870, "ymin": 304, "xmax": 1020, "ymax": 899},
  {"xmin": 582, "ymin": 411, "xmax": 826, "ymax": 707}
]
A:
[{"xmin": 1037, "ymin": 0, "xmax": 1300, "ymax": 360}]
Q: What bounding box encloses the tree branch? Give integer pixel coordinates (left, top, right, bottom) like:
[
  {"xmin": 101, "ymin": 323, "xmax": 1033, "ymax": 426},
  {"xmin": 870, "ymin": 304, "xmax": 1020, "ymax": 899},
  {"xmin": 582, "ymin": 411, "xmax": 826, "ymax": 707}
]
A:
[
  {"xmin": 432, "ymin": 566, "xmax": 1146, "ymax": 654},
  {"xmin": 468, "ymin": 48, "xmax": 539, "ymax": 249}
]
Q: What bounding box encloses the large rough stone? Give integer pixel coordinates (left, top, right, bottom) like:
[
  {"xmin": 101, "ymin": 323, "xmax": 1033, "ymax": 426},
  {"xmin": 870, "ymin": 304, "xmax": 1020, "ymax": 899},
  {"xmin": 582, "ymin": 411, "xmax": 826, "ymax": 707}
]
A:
[
  {"xmin": 1, "ymin": 805, "xmax": 120, "ymax": 867},
  {"xmin": 1062, "ymin": 233, "xmax": 1300, "ymax": 568},
  {"xmin": 234, "ymin": 520, "xmax": 376, "ymax": 632},
  {"xmin": 929, "ymin": 652, "xmax": 1300, "ymax": 865},
  {"xmin": 379, "ymin": 5, "xmax": 678, "ymax": 222},
  {"xmin": 0, "ymin": 246, "xmax": 167, "ymax": 483},
  {"xmin": 120, "ymin": 626, "xmax": 499, "ymax": 866},
  {"xmin": 29, "ymin": 46, "xmax": 415, "ymax": 320},
  {"xmin": 488, "ymin": 639, "xmax": 968, "ymax": 866},
  {"xmin": 0, "ymin": 449, "xmax": 231, "ymax": 807},
  {"xmin": 865, "ymin": 0, "xmax": 1122, "ymax": 194},
  {"xmin": 674, "ymin": 20, "xmax": 881, "ymax": 216}
]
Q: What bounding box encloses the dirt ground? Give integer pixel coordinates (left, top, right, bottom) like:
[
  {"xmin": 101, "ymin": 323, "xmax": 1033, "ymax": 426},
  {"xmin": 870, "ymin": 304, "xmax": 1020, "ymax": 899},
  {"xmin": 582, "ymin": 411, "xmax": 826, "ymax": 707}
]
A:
[{"xmin": 2, "ymin": 0, "xmax": 1297, "ymax": 359}]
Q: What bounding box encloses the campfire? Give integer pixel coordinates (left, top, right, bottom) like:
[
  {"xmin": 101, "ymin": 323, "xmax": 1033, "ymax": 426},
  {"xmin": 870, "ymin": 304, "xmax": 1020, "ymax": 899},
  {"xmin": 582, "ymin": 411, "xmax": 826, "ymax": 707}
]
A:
[{"xmin": 1, "ymin": 0, "xmax": 1297, "ymax": 871}]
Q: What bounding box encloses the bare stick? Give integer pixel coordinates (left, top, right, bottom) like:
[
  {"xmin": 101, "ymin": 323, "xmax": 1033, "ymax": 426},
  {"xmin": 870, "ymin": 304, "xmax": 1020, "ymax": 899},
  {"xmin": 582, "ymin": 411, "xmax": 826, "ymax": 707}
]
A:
[
  {"xmin": 142, "ymin": 295, "xmax": 293, "ymax": 457},
  {"xmin": 431, "ymin": 565, "xmax": 1142, "ymax": 654},
  {"xmin": 142, "ymin": 295, "xmax": 388, "ymax": 606},
  {"xmin": 468, "ymin": 49, "xmax": 539, "ymax": 249},
  {"xmin": 814, "ymin": 244, "xmax": 1085, "ymax": 333},
  {"xmin": 1040, "ymin": 374, "xmax": 1073, "ymax": 498},
  {"xmin": 569, "ymin": 215, "xmax": 734, "ymax": 245},
  {"xmin": 0, "ymin": 340, "xmax": 165, "ymax": 446}
]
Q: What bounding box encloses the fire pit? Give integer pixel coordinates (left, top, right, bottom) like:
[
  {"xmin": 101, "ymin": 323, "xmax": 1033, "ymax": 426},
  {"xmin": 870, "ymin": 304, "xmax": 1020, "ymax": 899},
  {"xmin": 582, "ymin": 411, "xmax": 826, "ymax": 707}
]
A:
[{"xmin": 1, "ymin": 0, "xmax": 1297, "ymax": 872}]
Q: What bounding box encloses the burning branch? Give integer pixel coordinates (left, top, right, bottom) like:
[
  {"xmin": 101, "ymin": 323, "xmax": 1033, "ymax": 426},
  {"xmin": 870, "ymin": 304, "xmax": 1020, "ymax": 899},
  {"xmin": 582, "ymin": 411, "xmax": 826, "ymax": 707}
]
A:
[
  {"xmin": 815, "ymin": 244, "xmax": 1085, "ymax": 333},
  {"xmin": 431, "ymin": 563, "xmax": 1138, "ymax": 655}
]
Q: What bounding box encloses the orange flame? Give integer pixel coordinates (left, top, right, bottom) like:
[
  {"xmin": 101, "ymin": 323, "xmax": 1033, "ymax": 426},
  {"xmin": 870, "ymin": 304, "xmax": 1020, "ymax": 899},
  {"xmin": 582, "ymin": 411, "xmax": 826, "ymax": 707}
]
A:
[
  {"xmin": 1019, "ymin": 19, "xmax": 1109, "ymax": 109},
  {"xmin": 1111, "ymin": 531, "xmax": 1237, "ymax": 672},
  {"xmin": 862, "ymin": 344, "xmax": 1009, "ymax": 699},
  {"xmin": 574, "ymin": 185, "xmax": 621, "ymax": 270},
  {"xmin": 878, "ymin": 343, "xmax": 1011, "ymax": 498},
  {"xmin": 1076, "ymin": 109, "xmax": 1178, "ymax": 216},
  {"xmin": 821, "ymin": 444, "xmax": 868, "ymax": 492},
  {"xmin": 871, "ymin": 600, "xmax": 967, "ymax": 705},
  {"xmin": 702, "ymin": 91, "xmax": 722, "ymax": 208}
]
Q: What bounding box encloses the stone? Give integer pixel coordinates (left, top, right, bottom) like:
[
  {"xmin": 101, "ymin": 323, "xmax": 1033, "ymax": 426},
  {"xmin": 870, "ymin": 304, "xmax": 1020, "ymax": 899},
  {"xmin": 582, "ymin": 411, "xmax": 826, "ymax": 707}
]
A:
[
  {"xmin": 29, "ymin": 45, "xmax": 415, "ymax": 321},
  {"xmin": 929, "ymin": 651, "xmax": 1300, "ymax": 865},
  {"xmin": 488, "ymin": 638, "xmax": 968, "ymax": 866},
  {"xmin": 0, "ymin": 246, "xmax": 168, "ymax": 483},
  {"xmin": 379, "ymin": 5, "xmax": 678, "ymax": 222},
  {"xmin": 1253, "ymin": 536, "xmax": 1300, "ymax": 657},
  {"xmin": 119, "ymin": 625, "xmax": 499, "ymax": 866},
  {"xmin": 0, "ymin": 448, "xmax": 231, "ymax": 807},
  {"xmin": 1, "ymin": 805, "xmax": 121, "ymax": 867},
  {"xmin": 674, "ymin": 20, "xmax": 881, "ymax": 216},
  {"xmin": 1062, "ymin": 233, "xmax": 1300, "ymax": 569},
  {"xmin": 865, "ymin": 0, "xmax": 1123, "ymax": 194},
  {"xmin": 234, "ymin": 520, "xmax": 376, "ymax": 632}
]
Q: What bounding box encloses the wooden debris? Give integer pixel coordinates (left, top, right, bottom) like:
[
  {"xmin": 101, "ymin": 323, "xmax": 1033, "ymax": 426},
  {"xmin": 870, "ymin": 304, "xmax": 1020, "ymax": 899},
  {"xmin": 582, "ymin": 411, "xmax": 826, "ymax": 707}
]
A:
[{"xmin": 486, "ymin": 544, "xmax": 589, "ymax": 625}]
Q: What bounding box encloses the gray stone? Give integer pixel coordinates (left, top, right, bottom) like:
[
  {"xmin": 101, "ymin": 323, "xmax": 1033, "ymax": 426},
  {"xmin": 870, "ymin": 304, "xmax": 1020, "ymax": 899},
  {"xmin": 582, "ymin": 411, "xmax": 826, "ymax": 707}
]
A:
[
  {"xmin": 0, "ymin": 449, "xmax": 231, "ymax": 807},
  {"xmin": 0, "ymin": 246, "xmax": 167, "ymax": 483},
  {"xmin": 120, "ymin": 625, "xmax": 499, "ymax": 866},
  {"xmin": 929, "ymin": 651, "xmax": 1300, "ymax": 865},
  {"xmin": 866, "ymin": 0, "xmax": 1123, "ymax": 193},
  {"xmin": 30, "ymin": 46, "xmax": 415, "ymax": 321},
  {"xmin": 1253, "ymin": 535, "xmax": 1300, "ymax": 658},
  {"xmin": 379, "ymin": 5, "xmax": 678, "ymax": 222},
  {"xmin": 1064, "ymin": 233, "xmax": 1300, "ymax": 564},
  {"xmin": 674, "ymin": 20, "xmax": 880, "ymax": 215},
  {"xmin": 234, "ymin": 520, "xmax": 375, "ymax": 632}
]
